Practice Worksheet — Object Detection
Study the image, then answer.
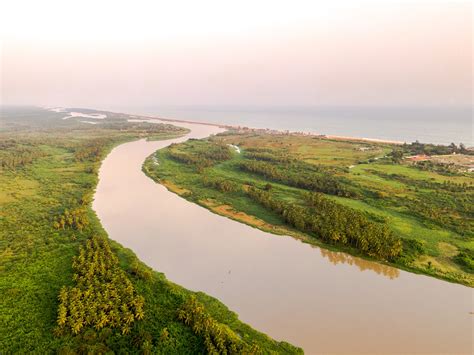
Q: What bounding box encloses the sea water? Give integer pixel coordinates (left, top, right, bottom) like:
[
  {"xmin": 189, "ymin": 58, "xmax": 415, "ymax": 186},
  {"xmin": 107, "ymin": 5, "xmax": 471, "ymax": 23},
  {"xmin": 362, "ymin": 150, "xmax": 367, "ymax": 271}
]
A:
[{"xmin": 114, "ymin": 105, "xmax": 472, "ymax": 146}]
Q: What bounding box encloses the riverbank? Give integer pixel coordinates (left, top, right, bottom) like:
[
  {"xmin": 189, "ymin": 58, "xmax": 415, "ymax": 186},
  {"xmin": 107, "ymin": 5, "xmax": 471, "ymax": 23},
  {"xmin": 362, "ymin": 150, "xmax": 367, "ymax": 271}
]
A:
[
  {"xmin": 143, "ymin": 132, "xmax": 473, "ymax": 287},
  {"xmin": 91, "ymin": 118, "xmax": 472, "ymax": 353},
  {"xmin": 0, "ymin": 107, "xmax": 301, "ymax": 353}
]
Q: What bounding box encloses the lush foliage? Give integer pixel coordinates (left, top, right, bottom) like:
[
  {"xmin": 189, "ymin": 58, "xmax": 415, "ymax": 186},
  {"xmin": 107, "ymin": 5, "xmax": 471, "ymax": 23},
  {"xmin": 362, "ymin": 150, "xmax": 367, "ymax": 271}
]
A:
[
  {"xmin": 168, "ymin": 140, "xmax": 233, "ymax": 171},
  {"xmin": 178, "ymin": 296, "xmax": 263, "ymax": 354},
  {"xmin": 74, "ymin": 139, "xmax": 109, "ymax": 162},
  {"xmin": 400, "ymin": 141, "xmax": 472, "ymax": 156},
  {"xmin": 56, "ymin": 235, "xmax": 144, "ymax": 336},
  {"xmin": 146, "ymin": 131, "xmax": 473, "ymax": 286},
  {"xmin": 53, "ymin": 207, "xmax": 90, "ymax": 231},
  {"xmin": 368, "ymin": 170, "xmax": 473, "ymax": 235},
  {"xmin": 247, "ymin": 187, "xmax": 401, "ymax": 260},
  {"xmin": 454, "ymin": 249, "xmax": 474, "ymax": 272},
  {"xmin": 0, "ymin": 108, "xmax": 300, "ymax": 353},
  {"xmin": 239, "ymin": 159, "xmax": 354, "ymax": 197},
  {"xmin": 0, "ymin": 139, "xmax": 48, "ymax": 169},
  {"xmin": 203, "ymin": 176, "xmax": 240, "ymax": 193}
]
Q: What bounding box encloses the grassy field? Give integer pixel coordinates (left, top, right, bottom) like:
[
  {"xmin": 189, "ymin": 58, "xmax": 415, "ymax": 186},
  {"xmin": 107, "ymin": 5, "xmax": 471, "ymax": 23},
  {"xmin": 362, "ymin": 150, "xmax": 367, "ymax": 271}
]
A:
[
  {"xmin": 145, "ymin": 131, "xmax": 473, "ymax": 287},
  {"xmin": 0, "ymin": 107, "xmax": 301, "ymax": 353}
]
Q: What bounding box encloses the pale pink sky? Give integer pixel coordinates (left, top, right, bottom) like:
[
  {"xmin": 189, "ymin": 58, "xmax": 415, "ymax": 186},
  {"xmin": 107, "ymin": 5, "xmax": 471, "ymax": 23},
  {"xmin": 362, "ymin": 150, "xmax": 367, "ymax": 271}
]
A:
[{"xmin": 0, "ymin": 0, "xmax": 471, "ymax": 107}]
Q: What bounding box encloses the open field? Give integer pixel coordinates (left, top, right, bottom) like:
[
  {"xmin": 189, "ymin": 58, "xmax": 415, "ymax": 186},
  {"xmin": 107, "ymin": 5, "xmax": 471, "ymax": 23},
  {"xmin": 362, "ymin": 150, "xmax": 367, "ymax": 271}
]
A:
[
  {"xmin": 145, "ymin": 131, "xmax": 474, "ymax": 286},
  {"xmin": 0, "ymin": 107, "xmax": 301, "ymax": 353}
]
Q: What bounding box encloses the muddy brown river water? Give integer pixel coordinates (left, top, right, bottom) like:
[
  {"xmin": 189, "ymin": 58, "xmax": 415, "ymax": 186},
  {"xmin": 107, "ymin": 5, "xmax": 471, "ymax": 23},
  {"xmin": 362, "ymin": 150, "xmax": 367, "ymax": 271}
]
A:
[{"xmin": 93, "ymin": 120, "xmax": 473, "ymax": 354}]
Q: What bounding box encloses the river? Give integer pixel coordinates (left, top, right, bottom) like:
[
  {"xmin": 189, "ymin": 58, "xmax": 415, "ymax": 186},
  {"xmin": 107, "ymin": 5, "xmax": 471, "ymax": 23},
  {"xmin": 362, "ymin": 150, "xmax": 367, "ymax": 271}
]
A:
[{"xmin": 93, "ymin": 120, "xmax": 472, "ymax": 354}]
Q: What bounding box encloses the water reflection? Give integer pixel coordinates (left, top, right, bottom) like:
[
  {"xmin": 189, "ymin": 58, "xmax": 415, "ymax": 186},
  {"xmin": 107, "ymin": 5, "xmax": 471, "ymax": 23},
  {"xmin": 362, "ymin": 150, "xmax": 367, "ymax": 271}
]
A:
[{"xmin": 319, "ymin": 248, "xmax": 400, "ymax": 279}]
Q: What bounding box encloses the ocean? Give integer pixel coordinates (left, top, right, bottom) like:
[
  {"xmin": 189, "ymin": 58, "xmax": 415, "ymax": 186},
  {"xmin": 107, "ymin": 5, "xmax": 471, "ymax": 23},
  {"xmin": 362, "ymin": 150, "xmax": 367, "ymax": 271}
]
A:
[{"xmin": 113, "ymin": 106, "xmax": 472, "ymax": 146}]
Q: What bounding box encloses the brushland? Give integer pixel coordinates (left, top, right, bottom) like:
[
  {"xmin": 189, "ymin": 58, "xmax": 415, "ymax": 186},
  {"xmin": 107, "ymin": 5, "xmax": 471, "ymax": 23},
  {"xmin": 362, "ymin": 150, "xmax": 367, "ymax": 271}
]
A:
[
  {"xmin": 0, "ymin": 107, "xmax": 301, "ymax": 354},
  {"xmin": 145, "ymin": 131, "xmax": 474, "ymax": 287}
]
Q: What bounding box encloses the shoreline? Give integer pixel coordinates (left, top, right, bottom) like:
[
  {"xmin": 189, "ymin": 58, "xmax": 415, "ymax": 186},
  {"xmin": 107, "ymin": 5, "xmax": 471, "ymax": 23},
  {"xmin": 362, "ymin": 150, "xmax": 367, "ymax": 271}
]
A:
[
  {"xmin": 40, "ymin": 105, "xmax": 471, "ymax": 147},
  {"xmin": 139, "ymin": 114, "xmax": 406, "ymax": 145}
]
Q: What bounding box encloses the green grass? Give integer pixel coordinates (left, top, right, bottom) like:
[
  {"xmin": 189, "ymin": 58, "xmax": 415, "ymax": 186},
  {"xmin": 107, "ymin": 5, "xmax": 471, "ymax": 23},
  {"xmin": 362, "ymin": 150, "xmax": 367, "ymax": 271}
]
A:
[
  {"xmin": 0, "ymin": 108, "xmax": 301, "ymax": 353},
  {"xmin": 328, "ymin": 197, "xmax": 467, "ymax": 255},
  {"xmin": 145, "ymin": 131, "xmax": 474, "ymax": 287}
]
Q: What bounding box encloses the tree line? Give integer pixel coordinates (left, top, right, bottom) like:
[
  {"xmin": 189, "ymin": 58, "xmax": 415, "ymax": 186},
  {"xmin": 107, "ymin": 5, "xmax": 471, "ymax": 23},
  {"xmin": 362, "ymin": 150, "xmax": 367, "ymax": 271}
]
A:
[
  {"xmin": 56, "ymin": 235, "xmax": 144, "ymax": 336},
  {"xmin": 0, "ymin": 140, "xmax": 47, "ymax": 169},
  {"xmin": 167, "ymin": 142, "xmax": 233, "ymax": 171},
  {"xmin": 202, "ymin": 176, "xmax": 240, "ymax": 193},
  {"xmin": 167, "ymin": 150, "xmax": 216, "ymax": 169},
  {"xmin": 394, "ymin": 194, "xmax": 473, "ymax": 237},
  {"xmin": 370, "ymin": 170, "xmax": 473, "ymax": 193},
  {"xmin": 401, "ymin": 141, "xmax": 473, "ymax": 156},
  {"xmin": 239, "ymin": 160, "xmax": 355, "ymax": 197},
  {"xmin": 365, "ymin": 170, "xmax": 473, "ymax": 236},
  {"xmin": 74, "ymin": 139, "xmax": 108, "ymax": 162},
  {"xmin": 178, "ymin": 296, "xmax": 261, "ymax": 354},
  {"xmin": 53, "ymin": 207, "xmax": 89, "ymax": 231},
  {"xmin": 246, "ymin": 186, "xmax": 402, "ymax": 260},
  {"xmin": 244, "ymin": 151, "xmax": 293, "ymax": 164},
  {"xmin": 414, "ymin": 160, "xmax": 468, "ymax": 175}
]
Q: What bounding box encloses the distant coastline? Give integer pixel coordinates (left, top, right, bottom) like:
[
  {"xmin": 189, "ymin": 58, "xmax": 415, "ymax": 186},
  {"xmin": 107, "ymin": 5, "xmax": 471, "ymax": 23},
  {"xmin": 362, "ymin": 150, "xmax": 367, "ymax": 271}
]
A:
[
  {"xmin": 116, "ymin": 105, "xmax": 471, "ymax": 146},
  {"xmin": 139, "ymin": 114, "xmax": 406, "ymax": 145},
  {"xmin": 39, "ymin": 106, "xmax": 465, "ymax": 147}
]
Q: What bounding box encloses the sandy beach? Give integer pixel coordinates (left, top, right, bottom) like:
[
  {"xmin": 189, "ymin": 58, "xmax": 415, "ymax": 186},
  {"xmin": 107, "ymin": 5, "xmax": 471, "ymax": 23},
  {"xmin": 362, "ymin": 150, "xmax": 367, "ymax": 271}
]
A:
[{"xmin": 141, "ymin": 114, "xmax": 406, "ymax": 145}]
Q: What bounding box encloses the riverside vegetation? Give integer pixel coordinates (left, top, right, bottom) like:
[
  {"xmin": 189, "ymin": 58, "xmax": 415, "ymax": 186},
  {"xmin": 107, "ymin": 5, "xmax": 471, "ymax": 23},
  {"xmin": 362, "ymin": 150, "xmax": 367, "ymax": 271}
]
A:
[
  {"xmin": 0, "ymin": 107, "xmax": 301, "ymax": 353},
  {"xmin": 144, "ymin": 131, "xmax": 474, "ymax": 286}
]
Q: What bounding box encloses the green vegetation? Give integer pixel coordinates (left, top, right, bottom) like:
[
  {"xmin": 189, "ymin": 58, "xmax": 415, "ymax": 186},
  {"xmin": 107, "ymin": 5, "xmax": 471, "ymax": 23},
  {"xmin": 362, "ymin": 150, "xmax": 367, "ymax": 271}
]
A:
[
  {"xmin": 56, "ymin": 235, "xmax": 145, "ymax": 336},
  {"xmin": 246, "ymin": 188, "xmax": 401, "ymax": 260},
  {"xmin": 167, "ymin": 139, "xmax": 234, "ymax": 171},
  {"xmin": 145, "ymin": 131, "xmax": 473, "ymax": 286},
  {"xmin": 454, "ymin": 249, "xmax": 474, "ymax": 272},
  {"xmin": 399, "ymin": 141, "xmax": 473, "ymax": 157},
  {"xmin": 238, "ymin": 160, "xmax": 355, "ymax": 197},
  {"xmin": 0, "ymin": 107, "xmax": 301, "ymax": 353},
  {"xmin": 178, "ymin": 296, "xmax": 273, "ymax": 354}
]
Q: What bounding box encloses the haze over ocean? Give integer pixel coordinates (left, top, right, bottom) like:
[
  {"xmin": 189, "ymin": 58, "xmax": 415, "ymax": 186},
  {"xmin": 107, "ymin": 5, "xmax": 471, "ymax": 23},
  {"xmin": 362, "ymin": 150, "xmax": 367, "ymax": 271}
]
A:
[{"xmin": 113, "ymin": 106, "xmax": 472, "ymax": 146}]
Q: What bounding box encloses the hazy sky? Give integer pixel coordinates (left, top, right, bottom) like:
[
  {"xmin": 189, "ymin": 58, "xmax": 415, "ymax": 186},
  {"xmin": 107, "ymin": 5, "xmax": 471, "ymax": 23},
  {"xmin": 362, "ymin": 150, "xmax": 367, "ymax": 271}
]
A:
[{"xmin": 0, "ymin": 0, "xmax": 471, "ymax": 108}]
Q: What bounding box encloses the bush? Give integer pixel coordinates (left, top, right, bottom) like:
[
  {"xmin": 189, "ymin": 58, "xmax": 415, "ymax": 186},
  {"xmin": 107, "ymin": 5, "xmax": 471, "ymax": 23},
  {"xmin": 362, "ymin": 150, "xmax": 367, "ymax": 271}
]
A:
[{"xmin": 454, "ymin": 250, "xmax": 474, "ymax": 272}]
